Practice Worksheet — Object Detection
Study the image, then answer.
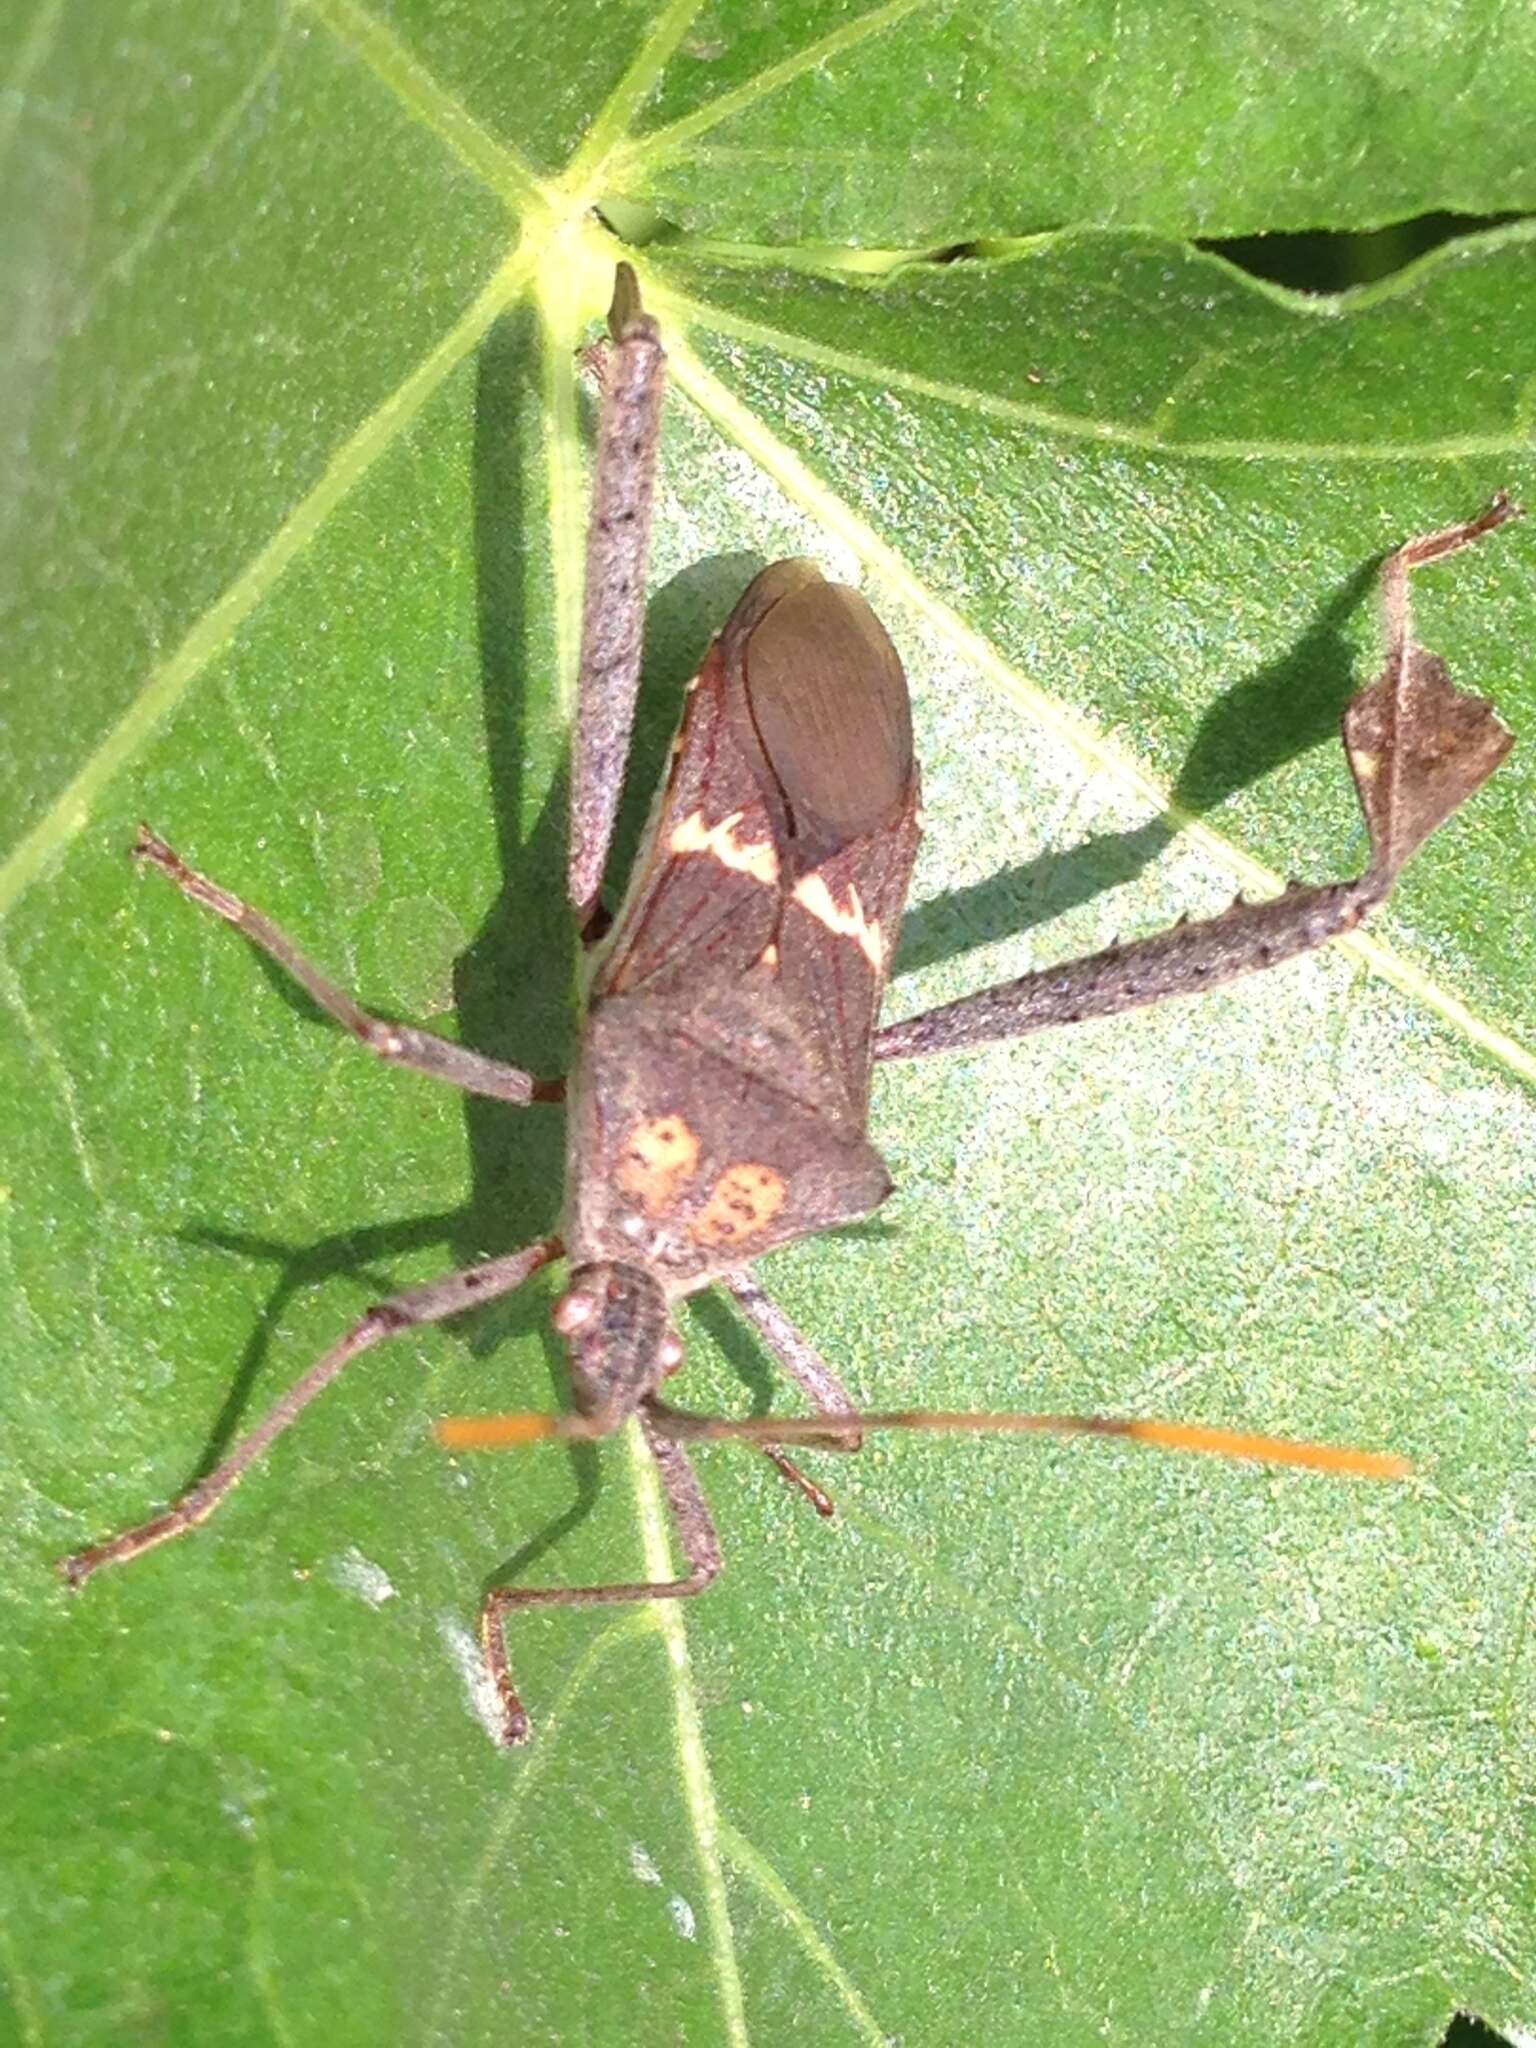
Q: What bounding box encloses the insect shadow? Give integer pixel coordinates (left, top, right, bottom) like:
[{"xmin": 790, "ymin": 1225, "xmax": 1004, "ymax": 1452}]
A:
[
  {"xmin": 896, "ymin": 560, "xmax": 1376, "ymax": 975},
  {"xmin": 172, "ymin": 306, "xmax": 1378, "ymax": 1593}
]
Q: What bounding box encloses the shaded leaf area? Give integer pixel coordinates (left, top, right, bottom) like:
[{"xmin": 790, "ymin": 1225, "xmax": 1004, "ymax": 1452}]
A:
[
  {"xmin": 606, "ymin": 0, "xmax": 1536, "ymax": 247},
  {"xmin": 5, "ymin": 5, "xmax": 1536, "ymax": 2048}
]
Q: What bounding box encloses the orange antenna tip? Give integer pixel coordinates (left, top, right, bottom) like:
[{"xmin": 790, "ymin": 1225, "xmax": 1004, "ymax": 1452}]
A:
[
  {"xmin": 435, "ymin": 1412, "xmax": 568, "ymax": 1451},
  {"xmin": 1123, "ymin": 1419, "xmax": 1411, "ymax": 1480}
]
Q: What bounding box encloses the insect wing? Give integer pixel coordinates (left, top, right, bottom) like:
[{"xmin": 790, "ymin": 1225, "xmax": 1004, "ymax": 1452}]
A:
[
  {"xmin": 596, "ymin": 560, "xmax": 920, "ymax": 1126},
  {"xmin": 594, "ymin": 635, "xmax": 781, "ymax": 1003}
]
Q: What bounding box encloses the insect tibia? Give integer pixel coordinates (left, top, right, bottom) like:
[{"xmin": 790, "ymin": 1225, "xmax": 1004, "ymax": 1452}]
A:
[
  {"xmin": 569, "ymin": 263, "xmax": 668, "ymax": 925},
  {"xmin": 874, "ymin": 873, "xmax": 1380, "ymax": 1059},
  {"xmin": 1345, "ymin": 644, "xmax": 1513, "ymax": 881},
  {"xmin": 1350, "ymin": 491, "xmax": 1520, "ymax": 879},
  {"xmin": 875, "ymin": 492, "xmax": 1520, "ymax": 1067}
]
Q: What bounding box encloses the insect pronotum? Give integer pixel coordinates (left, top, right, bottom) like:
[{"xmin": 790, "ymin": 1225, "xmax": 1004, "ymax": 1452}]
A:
[{"xmin": 63, "ymin": 264, "xmax": 1521, "ymax": 1745}]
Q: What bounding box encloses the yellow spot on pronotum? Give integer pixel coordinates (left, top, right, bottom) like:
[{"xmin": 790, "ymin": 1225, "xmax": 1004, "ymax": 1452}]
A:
[
  {"xmin": 691, "ymin": 1162, "xmax": 786, "ymax": 1248},
  {"xmin": 1352, "ymin": 748, "xmax": 1380, "ymax": 782},
  {"xmin": 616, "ymin": 1115, "xmax": 701, "ymax": 1216},
  {"xmin": 791, "ymin": 873, "xmax": 884, "ymax": 969},
  {"xmin": 758, "ymin": 943, "xmax": 779, "ymax": 968},
  {"xmin": 668, "ymin": 809, "xmax": 779, "ymax": 885}
]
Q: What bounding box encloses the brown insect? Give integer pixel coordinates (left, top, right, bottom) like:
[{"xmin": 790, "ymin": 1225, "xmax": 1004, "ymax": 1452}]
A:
[{"xmin": 63, "ymin": 264, "xmax": 1521, "ymax": 1744}]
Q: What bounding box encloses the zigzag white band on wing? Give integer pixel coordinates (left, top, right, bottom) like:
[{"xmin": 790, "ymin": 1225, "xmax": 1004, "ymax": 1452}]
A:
[
  {"xmin": 791, "ymin": 873, "xmax": 884, "ymax": 970},
  {"xmin": 667, "ymin": 809, "xmax": 780, "ymax": 885}
]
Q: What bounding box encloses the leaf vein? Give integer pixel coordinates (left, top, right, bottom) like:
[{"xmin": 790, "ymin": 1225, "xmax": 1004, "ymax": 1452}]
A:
[
  {"xmin": 74, "ymin": 21, "xmax": 291, "ymax": 322},
  {"xmin": 627, "ymin": 1426, "xmax": 751, "ymax": 2048},
  {"xmin": 429, "ymin": 1611, "xmax": 655, "ymax": 2031},
  {"xmin": 836, "ymin": 1497, "xmax": 1245, "ymax": 1899},
  {"xmin": 614, "ymin": 0, "xmax": 938, "ymax": 174},
  {"xmin": 716, "ymin": 1818, "xmax": 893, "ymax": 2047},
  {"xmin": 0, "ymin": 0, "xmax": 65, "ymax": 181},
  {"xmin": 0, "ymin": 246, "xmax": 542, "ymax": 923},
  {"xmin": 535, "ymin": 274, "xmax": 591, "ymax": 717},
  {"xmin": 0, "ymin": 943, "xmax": 102, "ymax": 1201},
  {"xmin": 0, "ymin": 1913, "xmax": 47, "ymax": 2048},
  {"xmin": 299, "ymin": 0, "xmax": 552, "ymax": 214},
  {"xmin": 562, "ymin": 0, "xmax": 713, "ymax": 196},
  {"xmin": 656, "ymin": 283, "xmax": 1529, "ymax": 463}
]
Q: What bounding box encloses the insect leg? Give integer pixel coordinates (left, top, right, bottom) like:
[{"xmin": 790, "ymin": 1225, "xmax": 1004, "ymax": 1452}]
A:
[
  {"xmin": 876, "ymin": 493, "xmax": 1520, "ymax": 1063},
  {"xmin": 133, "ymin": 826, "xmax": 562, "ymax": 1103},
  {"xmin": 569, "ymin": 263, "xmax": 667, "ymax": 933},
  {"xmin": 719, "ymin": 1271, "xmax": 862, "ymax": 1515},
  {"xmin": 479, "ymin": 1416, "xmax": 720, "ymax": 1744},
  {"xmin": 61, "ymin": 1236, "xmax": 561, "ymax": 1587}
]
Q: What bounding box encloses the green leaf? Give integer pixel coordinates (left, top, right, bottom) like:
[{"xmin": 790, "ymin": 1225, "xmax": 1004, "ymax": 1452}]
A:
[
  {"xmin": 603, "ymin": 0, "xmax": 1536, "ymax": 245},
  {"xmin": 3, "ymin": 8, "xmax": 1535, "ymax": 2047}
]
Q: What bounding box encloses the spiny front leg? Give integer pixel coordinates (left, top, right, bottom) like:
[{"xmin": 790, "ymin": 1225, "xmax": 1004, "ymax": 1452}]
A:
[
  {"xmin": 62, "ymin": 1238, "xmax": 562, "ymax": 1586},
  {"xmin": 876, "ymin": 493, "xmax": 1520, "ymax": 1062},
  {"xmin": 134, "ymin": 827, "xmax": 563, "ymax": 1103},
  {"xmin": 478, "ymin": 1416, "xmax": 721, "ymax": 1745}
]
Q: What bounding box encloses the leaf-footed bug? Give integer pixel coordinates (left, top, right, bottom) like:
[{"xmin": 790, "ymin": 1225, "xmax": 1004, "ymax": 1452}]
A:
[{"xmin": 63, "ymin": 263, "xmax": 1522, "ymax": 1744}]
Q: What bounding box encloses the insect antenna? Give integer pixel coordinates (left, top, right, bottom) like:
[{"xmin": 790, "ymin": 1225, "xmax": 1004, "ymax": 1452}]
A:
[{"xmin": 436, "ymin": 1401, "xmax": 1410, "ymax": 1480}]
